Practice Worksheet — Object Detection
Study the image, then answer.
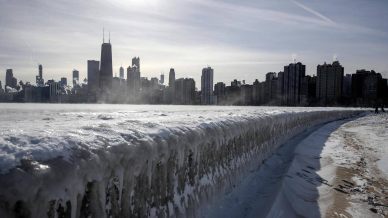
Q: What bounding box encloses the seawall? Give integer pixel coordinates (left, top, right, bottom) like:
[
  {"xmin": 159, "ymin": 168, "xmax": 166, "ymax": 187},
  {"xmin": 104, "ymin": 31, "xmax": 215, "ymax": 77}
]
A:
[{"xmin": 0, "ymin": 109, "xmax": 363, "ymax": 218}]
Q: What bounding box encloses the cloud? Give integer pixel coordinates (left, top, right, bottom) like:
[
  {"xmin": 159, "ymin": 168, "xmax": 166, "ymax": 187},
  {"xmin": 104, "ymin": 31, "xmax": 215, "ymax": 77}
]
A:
[
  {"xmin": 290, "ymin": 0, "xmax": 336, "ymax": 26},
  {"xmin": 0, "ymin": 0, "xmax": 387, "ymax": 86}
]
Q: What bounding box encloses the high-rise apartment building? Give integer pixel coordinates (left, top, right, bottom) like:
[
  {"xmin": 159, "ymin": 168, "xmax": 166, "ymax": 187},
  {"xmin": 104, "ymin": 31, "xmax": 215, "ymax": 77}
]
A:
[
  {"xmin": 87, "ymin": 60, "xmax": 100, "ymax": 99},
  {"xmin": 72, "ymin": 69, "xmax": 79, "ymax": 87},
  {"xmin": 5, "ymin": 69, "xmax": 14, "ymax": 88},
  {"xmin": 132, "ymin": 57, "xmax": 140, "ymax": 72},
  {"xmin": 60, "ymin": 77, "xmax": 67, "ymax": 87},
  {"xmin": 264, "ymin": 72, "xmax": 278, "ymax": 104},
  {"xmin": 169, "ymin": 68, "xmax": 175, "ymax": 88},
  {"xmin": 160, "ymin": 74, "xmax": 164, "ymax": 85},
  {"xmin": 36, "ymin": 65, "xmax": 44, "ymax": 86},
  {"xmin": 127, "ymin": 65, "xmax": 140, "ymax": 95},
  {"xmin": 316, "ymin": 61, "xmax": 344, "ymax": 104},
  {"xmin": 175, "ymin": 78, "xmax": 195, "ymax": 104},
  {"xmin": 279, "ymin": 62, "xmax": 306, "ymax": 105},
  {"xmin": 119, "ymin": 66, "xmax": 124, "ymax": 79},
  {"xmin": 201, "ymin": 66, "xmax": 214, "ymax": 105}
]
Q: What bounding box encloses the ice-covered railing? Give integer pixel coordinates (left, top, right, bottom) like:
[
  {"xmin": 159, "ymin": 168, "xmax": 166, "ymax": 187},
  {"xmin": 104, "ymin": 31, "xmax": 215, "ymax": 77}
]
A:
[{"xmin": 0, "ymin": 105, "xmax": 363, "ymax": 217}]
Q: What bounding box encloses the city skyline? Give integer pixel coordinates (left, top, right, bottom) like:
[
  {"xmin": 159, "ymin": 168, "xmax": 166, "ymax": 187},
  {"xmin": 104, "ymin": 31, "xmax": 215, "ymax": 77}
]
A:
[{"xmin": 1, "ymin": 0, "xmax": 388, "ymax": 86}]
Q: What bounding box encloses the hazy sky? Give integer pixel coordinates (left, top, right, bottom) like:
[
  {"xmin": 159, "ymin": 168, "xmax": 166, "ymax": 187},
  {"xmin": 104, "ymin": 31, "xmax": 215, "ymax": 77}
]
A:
[{"xmin": 1, "ymin": 0, "xmax": 388, "ymax": 87}]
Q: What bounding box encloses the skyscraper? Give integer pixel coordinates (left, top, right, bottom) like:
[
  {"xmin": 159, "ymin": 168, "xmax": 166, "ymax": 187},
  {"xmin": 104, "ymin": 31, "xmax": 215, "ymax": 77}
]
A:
[
  {"xmin": 160, "ymin": 74, "xmax": 164, "ymax": 85},
  {"xmin": 264, "ymin": 72, "xmax": 278, "ymax": 104},
  {"xmin": 119, "ymin": 66, "xmax": 124, "ymax": 79},
  {"xmin": 36, "ymin": 64, "xmax": 44, "ymax": 86},
  {"xmin": 72, "ymin": 69, "xmax": 79, "ymax": 87},
  {"xmin": 351, "ymin": 70, "xmax": 384, "ymax": 105},
  {"xmin": 201, "ymin": 66, "xmax": 214, "ymax": 105},
  {"xmin": 127, "ymin": 65, "xmax": 140, "ymax": 95},
  {"xmin": 39, "ymin": 64, "xmax": 42, "ymax": 78},
  {"xmin": 88, "ymin": 60, "xmax": 100, "ymax": 98},
  {"xmin": 132, "ymin": 57, "xmax": 140, "ymax": 72},
  {"xmin": 169, "ymin": 68, "xmax": 175, "ymax": 88},
  {"xmin": 214, "ymin": 82, "xmax": 226, "ymax": 104},
  {"xmin": 175, "ymin": 78, "xmax": 195, "ymax": 104},
  {"xmin": 279, "ymin": 62, "xmax": 306, "ymax": 106},
  {"xmin": 60, "ymin": 77, "xmax": 67, "ymax": 87},
  {"xmin": 100, "ymin": 33, "xmax": 113, "ymax": 93},
  {"xmin": 342, "ymin": 74, "xmax": 352, "ymax": 98},
  {"xmin": 316, "ymin": 61, "xmax": 344, "ymax": 104},
  {"xmin": 167, "ymin": 68, "xmax": 176, "ymax": 103},
  {"xmin": 5, "ymin": 69, "xmax": 13, "ymax": 88}
]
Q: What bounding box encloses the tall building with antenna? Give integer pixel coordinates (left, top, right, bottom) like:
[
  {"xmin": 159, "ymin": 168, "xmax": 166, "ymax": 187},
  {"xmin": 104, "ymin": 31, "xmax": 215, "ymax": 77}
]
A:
[{"xmin": 99, "ymin": 29, "xmax": 113, "ymax": 94}]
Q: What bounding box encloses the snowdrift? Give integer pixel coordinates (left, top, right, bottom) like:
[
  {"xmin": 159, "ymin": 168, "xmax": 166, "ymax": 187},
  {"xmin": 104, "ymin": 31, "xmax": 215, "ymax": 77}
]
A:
[{"xmin": 0, "ymin": 105, "xmax": 363, "ymax": 217}]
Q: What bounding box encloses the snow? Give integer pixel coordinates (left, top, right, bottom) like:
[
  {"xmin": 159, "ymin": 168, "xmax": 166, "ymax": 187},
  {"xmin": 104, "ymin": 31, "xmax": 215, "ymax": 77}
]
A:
[
  {"xmin": 0, "ymin": 103, "xmax": 364, "ymax": 217},
  {"xmin": 204, "ymin": 112, "xmax": 388, "ymax": 217},
  {"xmin": 341, "ymin": 114, "xmax": 388, "ymax": 178}
]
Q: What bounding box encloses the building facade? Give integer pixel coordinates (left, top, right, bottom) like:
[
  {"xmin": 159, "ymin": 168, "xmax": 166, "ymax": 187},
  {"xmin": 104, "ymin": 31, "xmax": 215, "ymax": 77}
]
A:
[
  {"xmin": 316, "ymin": 61, "xmax": 344, "ymax": 105},
  {"xmin": 99, "ymin": 41, "xmax": 113, "ymax": 94},
  {"xmin": 279, "ymin": 62, "xmax": 306, "ymax": 105},
  {"xmin": 201, "ymin": 66, "xmax": 214, "ymax": 105}
]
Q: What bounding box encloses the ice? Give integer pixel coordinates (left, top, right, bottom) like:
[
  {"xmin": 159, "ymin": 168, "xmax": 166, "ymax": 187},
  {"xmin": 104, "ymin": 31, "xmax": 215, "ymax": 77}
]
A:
[
  {"xmin": 203, "ymin": 112, "xmax": 388, "ymax": 218},
  {"xmin": 0, "ymin": 103, "xmax": 363, "ymax": 217}
]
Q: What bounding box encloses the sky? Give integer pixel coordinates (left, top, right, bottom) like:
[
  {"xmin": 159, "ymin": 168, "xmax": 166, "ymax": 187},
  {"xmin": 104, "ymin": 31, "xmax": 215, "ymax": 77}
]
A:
[{"xmin": 1, "ymin": 0, "xmax": 388, "ymax": 88}]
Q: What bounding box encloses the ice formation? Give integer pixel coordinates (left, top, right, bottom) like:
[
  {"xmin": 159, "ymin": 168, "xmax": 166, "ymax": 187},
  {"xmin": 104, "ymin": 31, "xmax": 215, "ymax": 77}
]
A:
[{"xmin": 0, "ymin": 104, "xmax": 364, "ymax": 217}]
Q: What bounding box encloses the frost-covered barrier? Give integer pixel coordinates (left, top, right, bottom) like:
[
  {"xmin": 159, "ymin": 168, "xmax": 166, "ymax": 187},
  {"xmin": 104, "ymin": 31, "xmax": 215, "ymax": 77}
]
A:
[{"xmin": 0, "ymin": 104, "xmax": 363, "ymax": 217}]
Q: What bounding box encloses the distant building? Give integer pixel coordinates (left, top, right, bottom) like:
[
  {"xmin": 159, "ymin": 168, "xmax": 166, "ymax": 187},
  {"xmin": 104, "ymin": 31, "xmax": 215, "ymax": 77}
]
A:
[
  {"xmin": 252, "ymin": 79, "xmax": 260, "ymax": 105},
  {"xmin": 351, "ymin": 70, "xmax": 384, "ymax": 106},
  {"xmin": 119, "ymin": 66, "xmax": 124, "ymax": 79},
  {"xmin": 132, "ymin": 57, "xmax": 140, "ymax": 72},
  {"xmin": 201, "ymin": 66, "xmax": 214, "ymax": 104},
  {"xmin": 99, "ymin": 37, "xmax": 113, "ymax": 94},
  {"xmin": 127, "ymin": 65, "xmax": 140, "ymax": 95},
  {"xmin": 36, "ymin": 65, "xmax": 44, "ymax": 86},
  {"xmin": 316, "ymin": 61, "xmax": 344, "ymax": 105},
  {"xmin": 214, "ymin": 82, "xmax": 226, "ymax": 104},
  {"xmin": 60, "ymin": 77, "xmax": 67, "ymax": 87},
  {"xmin": 160, "ymin": 74, "xmax": 164, "ymax": 85},
  {"xmin": 87, "ymin": 60, "xmax": 99, "ymax": 101},
  {"xmin": 169, "ymin": 68, "xmax": 175, "ymax": 88},
  {"xmin": 150, "ymin": 77, "xmax": 159, "ymax": 89},
  {"xmin": 241, "ymin": 84, "xmax": 253, "ymax": 105},
  {"xmin": 225, "ymin": 79, "xmax": 242, "ymax": 105},
  {"xmin": 278, "ymin": 62, "xmax": 306, "ymax": 106},
  {"xmin": 264, "ymin": 72, "xmax": 278, "ymax": 104},
  {"xmin": 168, "ymin": 68, "xmax": 176, "ymax": 103},
  {"xmin": 5, "ymin": 69, "xmax": 14, "ymax": 89},
  {"xmin": 175, "ymin": 78, "xmax": 195, "ymax": 104},
  {"xmin": 47, "ymin": 80, "xmax": 61, "ymax": 102},
  {"xmin": 342, "ymin": 74, "xmax": 352, "ymax": 98},
  {"xmin": 301, "ymin": 75, "xmax": 317, "ymax": 106},
  {"xmin": 72, "ymin": 69, "xmax": 79, "ymax": 87}
]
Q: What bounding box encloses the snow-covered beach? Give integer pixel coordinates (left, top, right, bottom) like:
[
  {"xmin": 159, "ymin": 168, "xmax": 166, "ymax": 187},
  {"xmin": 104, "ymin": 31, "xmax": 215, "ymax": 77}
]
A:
[
  {"xmin": 1, "ymin": 104, "xmax": 380, "ymax": 217},
  {"xmin": 203, "ymin": 112, "xmax": 388, "ymax": 217}
]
